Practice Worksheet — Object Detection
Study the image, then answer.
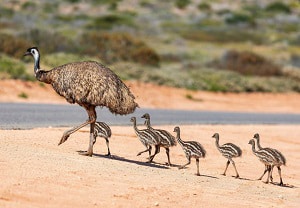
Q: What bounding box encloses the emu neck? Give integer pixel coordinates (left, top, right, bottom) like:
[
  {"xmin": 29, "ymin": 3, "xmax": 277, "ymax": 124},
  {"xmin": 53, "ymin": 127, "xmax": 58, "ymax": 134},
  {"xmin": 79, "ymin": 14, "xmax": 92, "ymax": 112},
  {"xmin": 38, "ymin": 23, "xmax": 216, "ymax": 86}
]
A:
[
  {"xmin": 132, "ymin": 120, "xmax": 139, "ymax": 133},
  {"xmin": 175, "ymin": 130, "xmax": 184, "ymax": 146},
  {"xmin": 33, "ymin": 53, "xmax": 52, "ymax": 84},
  {"xmin": 145, "ymin": 119, "xmax": 153, "ymax": 130},
  {"xmin": 215, "ymin": 137, "xmax": 220, "ymax": 149},
  {"xmin": 35, "ymin": 70, "xmax": 52, "ymax": 84},
  {"xmin": 256, "ymin": 137, "xmax": 263, "ymax": 150},
  {"xmin": 251, "ymin": 143, "xmax": 257, "ymax": 153}
]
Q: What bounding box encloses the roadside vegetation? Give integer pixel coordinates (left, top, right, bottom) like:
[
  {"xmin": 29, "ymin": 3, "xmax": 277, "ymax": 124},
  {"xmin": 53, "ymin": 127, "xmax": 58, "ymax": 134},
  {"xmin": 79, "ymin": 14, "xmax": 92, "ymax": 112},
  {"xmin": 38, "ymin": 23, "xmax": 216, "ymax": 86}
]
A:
[{"xmin": 0, "ymin": 0, "xmax": 300, "ymax": 92}]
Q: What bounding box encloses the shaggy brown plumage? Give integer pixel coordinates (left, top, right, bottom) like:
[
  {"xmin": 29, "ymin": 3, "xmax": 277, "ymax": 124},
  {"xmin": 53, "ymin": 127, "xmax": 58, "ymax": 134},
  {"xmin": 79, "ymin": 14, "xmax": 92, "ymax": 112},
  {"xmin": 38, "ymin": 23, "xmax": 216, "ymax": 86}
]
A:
[{"xmin": 24, "ymin": 47, "xmax": 138, "ymax": 156}]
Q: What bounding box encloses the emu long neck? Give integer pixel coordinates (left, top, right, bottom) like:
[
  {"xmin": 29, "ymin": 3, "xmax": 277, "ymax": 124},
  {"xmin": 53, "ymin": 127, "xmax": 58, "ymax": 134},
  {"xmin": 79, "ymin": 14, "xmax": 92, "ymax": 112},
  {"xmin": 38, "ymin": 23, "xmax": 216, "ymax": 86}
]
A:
[
  {"xmin": 215, "ymin": 136, "xmax": 220, "ymax": 150},
  {"xmin": 250, "ymin": 142, "xmax": 257, "ymax": 153},
  {"xmin": 175, "ymin": 130, "xmax": 184, "ymax": 146},
  {"xmin": 145, "ymin": 118, "xmax": 152, "ymax": 130},
  {"xmin": 35, "ymin": 71, "xmax": 52, "ymax": 84},
  {"xmin": 256, "ymin": 137, "xmax": 263, "ymax": 150},
  {"xmin": 33, "ymin": 52, "xmax": 52, "ymax": 84},
  {"xmin": 132, "ymin": 120, "xmax": 139, "ymax": 134}
]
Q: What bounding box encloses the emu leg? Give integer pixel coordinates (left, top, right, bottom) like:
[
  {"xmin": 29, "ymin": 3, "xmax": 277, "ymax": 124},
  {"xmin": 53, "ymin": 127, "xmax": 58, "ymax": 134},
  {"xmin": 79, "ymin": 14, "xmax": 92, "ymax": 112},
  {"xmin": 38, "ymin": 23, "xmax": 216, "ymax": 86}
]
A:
[
  {"xmin": 179, "ymin": 157, "xmax": 191, "ymax": 169},
  {"xmin": 230, "ymin": 158, "xmax": 239, "ymax": 178},
  {"xmin": 58, "ymin": 105, "xmax": 96, "ymax": 147},
  {"xmin": 222, "ymin": 160, "xmax": 230, "ymax": 176},
  {"xmin": 165, "ymin": 147, "xmax": 172, "ymax": 166},
  {"xmin": 258, "ymin": 165, "xmax": 268, "ymax": 180},
  {"xmin": 137, "ymin": 146, "xmax": 152, "ymax": 156},
  {"xmin": 277, "ymin": 166, "xmax": 284, "ymax": 186},
  {"xmin": 270, "ymin": 165, "xmax": 275, "ymax": 182},
  {"xmin": 264, "ymin": 165, "xmax": 271, "ymax": 184},
  {"xmin": 196, "ymin": 158, "xmax": 200, "ymax": 176},
  {"xmin": 147, "ymin": 145, "xmax": 160, "ymax": 163},
  {"xmin": 104, "ymin": 137, "xmax": 111, "ymax": 157},
  {"xmin": 79, "ymin": 121, "xmax": 96, "ymax": 157}
]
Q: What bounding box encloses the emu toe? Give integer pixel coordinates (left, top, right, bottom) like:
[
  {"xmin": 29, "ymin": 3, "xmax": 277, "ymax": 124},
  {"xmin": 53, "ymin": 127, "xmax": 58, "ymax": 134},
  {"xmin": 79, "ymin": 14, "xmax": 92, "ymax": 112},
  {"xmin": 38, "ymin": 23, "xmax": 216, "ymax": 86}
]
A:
[
  {"xmin": 78, "ymin": 151, "xmax": 93, "ymax": 157},
  {"xmin": 58, "ymin": 134, "xmax": 70, "ymax": 145}
]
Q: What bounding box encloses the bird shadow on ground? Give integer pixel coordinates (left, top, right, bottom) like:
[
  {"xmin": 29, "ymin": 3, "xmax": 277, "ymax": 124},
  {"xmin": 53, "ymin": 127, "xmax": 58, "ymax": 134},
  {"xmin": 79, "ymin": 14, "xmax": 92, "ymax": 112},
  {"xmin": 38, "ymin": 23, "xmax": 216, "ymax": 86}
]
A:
[
  {"xmin": 270, "ymin": 182, "xmax": 296, "ymax": 188},
  {"xmin": 90, "ymin": 152, "xmax": 170, "ymax": 169},
  {"xmin": 199, "ymin": 174, "xmax": 219, "ymax": 179},
  {"xmin": 231, "ymin": 176, "xmax": 253, "ymax": 181}
]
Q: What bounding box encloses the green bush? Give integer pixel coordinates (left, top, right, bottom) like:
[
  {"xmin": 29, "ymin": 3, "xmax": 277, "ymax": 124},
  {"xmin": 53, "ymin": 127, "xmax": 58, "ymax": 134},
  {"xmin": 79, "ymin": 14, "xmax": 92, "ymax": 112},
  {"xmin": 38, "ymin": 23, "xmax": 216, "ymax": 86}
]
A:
[
  {"xmin": 0, "ymin": 33, "xmax": 31, "ymax": 58},
  {"xmin": 175, "ymin": 0, "xmax": 191, "ymax": 9},
  {"xmin": 86, "ymin": 14, "xmax": 134, "ymax": 30},
  {"xmin": 18, "ymin": 92, "xmax": 28, "ymax": 99},
  {"xmin": 0, "ymin": 55, "xmax": 34, "ymax": 80},
  {"xmin": 80, "ymin": 32, "xmax": 160, "ymax": 66},
  {"xmin": 181, "ymin": 28, "xmax": 265, "ymax": 44},
  {"xmin": 210, "ymin": 50, "xmax": 282, "ymax": 76},
  {"xmin": 20, "ymin": 29, "xmax": 76, "ymax": 54},
  {"xmin": 197, "ymin": 2, "xmax": 211, "ymax": 12},
  {"xmin": 265, "ymin": 2, "xmax": 291, "ymax": 14},
  {"xmin": 225, "ymin": 12, "xmax": 256, "ymax": 26}
]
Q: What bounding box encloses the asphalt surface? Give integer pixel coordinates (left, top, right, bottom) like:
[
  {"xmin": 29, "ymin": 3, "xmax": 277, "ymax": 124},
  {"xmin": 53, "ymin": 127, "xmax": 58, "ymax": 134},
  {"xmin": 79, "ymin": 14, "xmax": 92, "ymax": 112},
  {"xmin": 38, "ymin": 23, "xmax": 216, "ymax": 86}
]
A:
[{"xmin": 1, "ymin": 103, "xmax": 300, "ymax": 129}]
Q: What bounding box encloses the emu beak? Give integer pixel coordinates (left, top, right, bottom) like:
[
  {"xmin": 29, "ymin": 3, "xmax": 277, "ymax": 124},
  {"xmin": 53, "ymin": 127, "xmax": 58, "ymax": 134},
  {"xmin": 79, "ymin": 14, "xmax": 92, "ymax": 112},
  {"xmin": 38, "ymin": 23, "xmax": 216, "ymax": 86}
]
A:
[{"xmin": 23, "ymin": 51, "xmax": 31, "ymax": 56}]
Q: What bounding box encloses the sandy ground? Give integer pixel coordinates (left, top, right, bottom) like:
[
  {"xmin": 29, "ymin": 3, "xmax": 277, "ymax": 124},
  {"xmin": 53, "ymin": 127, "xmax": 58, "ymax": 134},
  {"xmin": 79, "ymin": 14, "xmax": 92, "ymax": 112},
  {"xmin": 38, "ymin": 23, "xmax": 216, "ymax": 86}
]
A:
[
  {"xmin": 0, "ymin": 79, "xmax": 300, "ymax": 207},
  {"xmin": 0, "ymin": 125, "xmax": 299, "ymax": 208}
]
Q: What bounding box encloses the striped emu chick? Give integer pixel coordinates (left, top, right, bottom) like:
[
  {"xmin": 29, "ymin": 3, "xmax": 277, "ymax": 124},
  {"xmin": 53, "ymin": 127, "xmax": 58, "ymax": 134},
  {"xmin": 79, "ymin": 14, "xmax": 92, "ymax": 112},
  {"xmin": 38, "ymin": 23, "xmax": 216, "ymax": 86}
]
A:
[
  {"xmin": 141, "ymin": 113, "xmax": 177, "ymax": 166},
  {"xmin": 212, "ymin": 133, "xmax": 242, "ymax": 178},
  {"xmin": 92, "ymin": 121, "xmax": 112, "ymax": 156},
  {"xmin": 248, "ymin": 139, "xmax": 278, "ymax": 184},
  {"xmin": 130, "ymin": 117, "xmax": 161, "ymax": 163},
  {"xmin": 173, "ymin": 126, "xmax": 206, "ymax": 176},
  {"xmin": 253, "ymin": 133, "xmax": 286, "ymax": 186}
]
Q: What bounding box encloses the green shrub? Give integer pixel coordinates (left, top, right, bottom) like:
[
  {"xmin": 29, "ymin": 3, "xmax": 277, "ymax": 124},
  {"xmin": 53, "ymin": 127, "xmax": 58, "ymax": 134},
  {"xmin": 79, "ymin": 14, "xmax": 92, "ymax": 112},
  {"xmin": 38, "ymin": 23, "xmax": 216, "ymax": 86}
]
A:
[
  {"xmin": 0, "ymin": 55, "xmax": 34, "ymax": 80},
  {"xmin": 225, "ymin": 12, "xmax": 256, "ymax": 26},
  {"xmin": 0, "ymin": 7, "xmax": 13, "ymax": 18},
  {"xmin": 181, "ymin": 28, "xmax": 265, "ymax": 44},
  {"xmin": 0, "ymin": 34, "xmax": 31, "ymax": 58},
  {"xmin": 21, "ymin": 1, "xmax": 37, "ymax": 10},
  {"xmin": 20, "ymin": 29, "xmax": 76, "ymax": 54},
  {"xmin": 18, "ymin": 92, "xmax": 28, "ymax": 99},
  {"xmin": 86, "ymin": 14, "xmax": 134, "ymax": 30},
  {"xmin": 80, "ymin": 32, "xmax": 160, "ymax": 66},
  {"xmin": 197, "ymin": 2, "xmax": 211, "ymax": 12},
  {"xmin": 175, "ymin": 0, "xmax": 191, "ymax": 9},
  {"xmin": 265, "ymin": 2, "xmax": 291, "ymax": 14},
  {"xmin": 210, "ymin": 50, "xmax": 282, "ymax": 76}
]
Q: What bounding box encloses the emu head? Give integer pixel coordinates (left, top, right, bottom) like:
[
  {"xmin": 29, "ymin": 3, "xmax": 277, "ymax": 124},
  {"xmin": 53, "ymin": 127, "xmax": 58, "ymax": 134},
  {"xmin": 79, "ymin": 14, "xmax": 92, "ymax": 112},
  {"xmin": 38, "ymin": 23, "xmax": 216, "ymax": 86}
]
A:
[
  {"xmin": 130, "ymin": 117, "xmax": 136, "ymax": 122},
  {"xmin": 248, "ymin": 139, "xmax": 255, "ymax": 145},
  {"xmin": 212, "ymin": 133, "xmax": 219, "ymax": 139},
  {"xmin": 173, "ymin": 126, "xmax": 180, "ymax": 133},
  {"xmin": 24, "ymin": 47, "xmax": 40, "ymax": 73},
  {"xmin": 253, "ymin": 133, "xmax": 260, "ymax": 139}
]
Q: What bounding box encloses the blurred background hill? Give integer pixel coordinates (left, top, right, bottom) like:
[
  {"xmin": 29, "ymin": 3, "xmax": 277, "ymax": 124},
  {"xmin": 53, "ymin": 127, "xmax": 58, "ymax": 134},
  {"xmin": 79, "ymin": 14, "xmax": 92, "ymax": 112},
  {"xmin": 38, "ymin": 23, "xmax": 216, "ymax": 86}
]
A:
[{"xmin": 1, "ymin": 0, "xmax": 300, "ymax": 92}]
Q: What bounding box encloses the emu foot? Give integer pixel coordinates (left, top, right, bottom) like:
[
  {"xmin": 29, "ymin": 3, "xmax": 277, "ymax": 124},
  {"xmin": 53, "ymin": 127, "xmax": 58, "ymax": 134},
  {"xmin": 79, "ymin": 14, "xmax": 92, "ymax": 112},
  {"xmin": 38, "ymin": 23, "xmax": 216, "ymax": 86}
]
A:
[
  {"xmin": 221, "ymin": 173, "xmax": 226, "ymax": 176},
  {"xmin": 234, "ymin": 175, "xmax": 240, "ymax": 179},
  {"xmin": 196, "ymin": 173, "xmax": 201, "ymax": 176},
  {"xmin": 263, "ymin": 181, "xmax": 269, "ymax": 184},
  {"xmin": 165, "ymin": 162, "xmax": 172, "ymax": 167},
  {"xmin": 105, "ymin": 153, "xmax": 112, "ymax": 157},
  {"xmin": 78, "ymin": 151, "xmax": 93, "ymax": 157},
  {"xmin": 58, "ymin": 134, "xmax": 70, "ymax": 145}
]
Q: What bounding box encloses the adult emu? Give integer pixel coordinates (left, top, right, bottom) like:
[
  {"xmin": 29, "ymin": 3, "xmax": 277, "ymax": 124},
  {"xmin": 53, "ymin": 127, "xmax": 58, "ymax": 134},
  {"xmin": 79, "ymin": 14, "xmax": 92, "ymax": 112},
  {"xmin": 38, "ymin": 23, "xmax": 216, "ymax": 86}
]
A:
[{"xmin": 24, "ymin": 47, "xmax": 138, "ymax": 156}]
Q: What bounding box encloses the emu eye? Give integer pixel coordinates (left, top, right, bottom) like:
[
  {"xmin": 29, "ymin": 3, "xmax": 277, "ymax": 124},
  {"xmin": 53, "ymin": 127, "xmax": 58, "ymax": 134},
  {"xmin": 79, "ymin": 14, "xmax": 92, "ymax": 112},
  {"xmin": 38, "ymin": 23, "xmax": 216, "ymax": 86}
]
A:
[{"xmin": 31, "ymin": 49, "xmax": 35, "ymax": 54}]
